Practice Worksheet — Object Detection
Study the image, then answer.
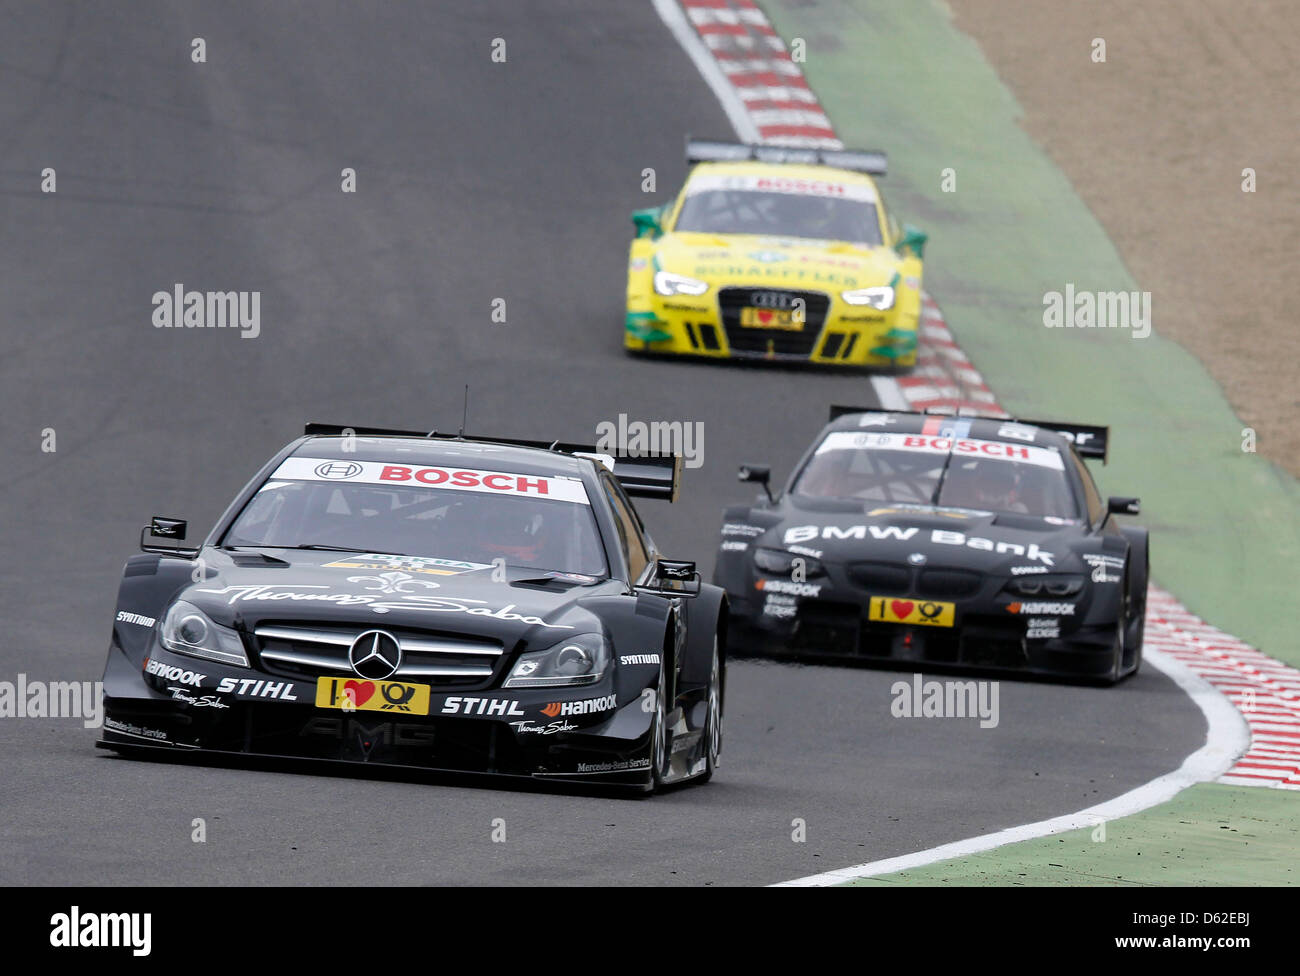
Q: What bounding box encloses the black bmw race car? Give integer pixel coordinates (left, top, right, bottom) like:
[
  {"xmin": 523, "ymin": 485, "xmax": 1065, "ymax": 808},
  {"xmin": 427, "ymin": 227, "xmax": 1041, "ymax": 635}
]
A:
[
  {"xmin": 713, "ymin": 407, "xmax": 1148, "ymax": 682},
  {"xmin": 99, "ymin": 424, "xmax": 727, "ymax": 793}
]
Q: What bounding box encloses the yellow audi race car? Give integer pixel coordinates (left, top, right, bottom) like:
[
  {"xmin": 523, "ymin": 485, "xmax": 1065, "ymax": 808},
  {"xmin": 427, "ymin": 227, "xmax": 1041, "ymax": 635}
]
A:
[{"xmin": 625, "ymin": 140, "xmax": 927, "ymax": 369}]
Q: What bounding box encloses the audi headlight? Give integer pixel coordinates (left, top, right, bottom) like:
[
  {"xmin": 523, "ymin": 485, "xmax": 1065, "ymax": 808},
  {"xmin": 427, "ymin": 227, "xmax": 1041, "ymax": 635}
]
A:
[
  {"xmin": 841, "ymin": 285, "xmax": 895, "ymax": 309},
  {"xmin": 1005, "ymin": 575, "xmax": 1085, "ymax": 597},
  {"xmin": 159, "ymin": 600, "xmax": 249, "ymax": 667},
  {"xmin": 653, "ymin": 270, "xmax": 709, "ymax": 296},
  {"xmin": 752, "ymin": 547, "xmax": 826, "ymax": 579},
  {"xmin": 504, "ymin": 633, "xmax": 610, "ymax": 688}
]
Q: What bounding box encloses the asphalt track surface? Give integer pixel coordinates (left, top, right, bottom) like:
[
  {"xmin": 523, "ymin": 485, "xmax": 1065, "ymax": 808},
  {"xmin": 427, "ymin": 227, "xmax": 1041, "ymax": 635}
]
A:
[{"xmin": 0, "ymin": 1, "xmax": 1204, "ymax": 885}]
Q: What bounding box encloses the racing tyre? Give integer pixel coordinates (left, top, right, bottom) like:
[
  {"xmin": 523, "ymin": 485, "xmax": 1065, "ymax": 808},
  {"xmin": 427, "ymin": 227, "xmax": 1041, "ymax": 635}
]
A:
[
  {"xmin": 1124, "ymin": 604, "xmax": 1145, "ymax": 677},
  {"xmin": 1123, "ymin": 556, "xmax": 1148, "ymax": 678},
  {"xmin": 696, "ymin": 635, "xmax": 722, "ymax": 784},
  {"xmin": 1107, "ymin": 623, "xmax": 1125, "ymax": 685},
  {"xmin": 1105, "ymin": 576, "xmax": 1130, "ymax": 685},
  {"xmin": 650, "ymin": 660, "xmax": 669, "ymax": 792}
]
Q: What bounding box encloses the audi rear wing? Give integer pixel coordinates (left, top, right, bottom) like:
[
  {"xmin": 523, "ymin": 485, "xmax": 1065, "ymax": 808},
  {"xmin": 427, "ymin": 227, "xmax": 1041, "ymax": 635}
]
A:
[
  {"xmin": 686, "ymin": 138, "xmax": 887, "ymax": 176},
  {"xmin": 303, "ymin": 423, "xmax": 683, "ymax": 502},
  {"xmin": 825, "ymin": 407, "xmax": 1110, "ymax": 463}
]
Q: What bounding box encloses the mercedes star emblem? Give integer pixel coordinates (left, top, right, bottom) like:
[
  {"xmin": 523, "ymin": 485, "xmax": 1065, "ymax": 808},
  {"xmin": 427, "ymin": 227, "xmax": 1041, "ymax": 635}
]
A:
[{"xmin": 348, "ymin": 630, "xmax": 402, "ymax": 680}]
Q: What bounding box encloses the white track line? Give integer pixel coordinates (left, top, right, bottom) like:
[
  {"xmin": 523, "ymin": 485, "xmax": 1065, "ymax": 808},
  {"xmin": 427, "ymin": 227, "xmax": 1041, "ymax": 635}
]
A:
[
  {"xmin": 773, "ymin": 645, "xmax": 1250, "ymax": 885},
  {"xmin": 869, "ymin": 374, "xmax": 909, "ymax": 410}
]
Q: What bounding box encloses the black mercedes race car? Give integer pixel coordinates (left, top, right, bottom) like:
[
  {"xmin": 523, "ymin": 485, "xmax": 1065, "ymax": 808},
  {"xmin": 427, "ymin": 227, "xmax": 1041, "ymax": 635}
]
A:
[
  {"xmin": 99, "ymin": 424, "xmax": 727, "ymax": 793},
  {"xmin": 712, "ymin": 407, "xmax": 1148, "ymax": 682}
]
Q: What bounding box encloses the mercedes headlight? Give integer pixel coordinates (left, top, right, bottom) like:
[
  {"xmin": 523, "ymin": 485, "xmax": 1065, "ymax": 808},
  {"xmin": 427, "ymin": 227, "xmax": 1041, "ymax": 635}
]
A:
[
  {"xmin": 653, "ymin": 270, "xmax": 709, "ymax": 296},
  {"xmin": 752, "ymin": 547, "xmax": 826, "ymax": 579},
  {"xmin": 504, "ymin": 633, "xmax": 610, "ymax": 688},
  {"xmin": 841, "ymin": 285, "xmax": 895, "ymax": 309},
  {"xmin": 159, "ymin": 600, "xmax": 249, "ymax": 667}
]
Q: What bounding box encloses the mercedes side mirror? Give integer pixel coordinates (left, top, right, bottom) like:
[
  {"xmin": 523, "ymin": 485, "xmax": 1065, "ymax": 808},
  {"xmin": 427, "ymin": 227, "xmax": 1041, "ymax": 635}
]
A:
[
  {"xmin": 637, "ymin": 559, "xmax": 701, "ymax": 598},
  {"xmin": 140, "ymin": 516, "xmax": 200, "ymax": 557}
]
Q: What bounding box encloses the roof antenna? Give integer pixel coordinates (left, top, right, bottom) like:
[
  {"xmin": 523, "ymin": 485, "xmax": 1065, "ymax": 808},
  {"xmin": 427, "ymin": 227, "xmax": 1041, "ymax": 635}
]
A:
[{"xmin": 458, "ymin": 384, "xmax": 469, "ymax": 439}]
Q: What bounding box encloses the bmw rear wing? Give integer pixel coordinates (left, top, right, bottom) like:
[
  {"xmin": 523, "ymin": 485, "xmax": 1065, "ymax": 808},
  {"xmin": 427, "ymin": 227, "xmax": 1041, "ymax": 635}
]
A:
[
  {"xmin": 687, "ymin": 138, "xmax": 887, "ymax": 176},
  {"xmin": 303, "ymin": 423, "xmax": 683, "ymax": 502},
  {"xmin": 825, "ymin": 407, "xmax": 1110, "ymax": 463},
  {"xmin": 1018, "ymin": 420, "xmax": 1108, "ymax": 462}
]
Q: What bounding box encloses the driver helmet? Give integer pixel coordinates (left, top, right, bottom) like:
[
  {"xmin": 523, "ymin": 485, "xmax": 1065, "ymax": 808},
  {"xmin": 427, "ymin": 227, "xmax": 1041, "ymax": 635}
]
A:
[{"xmin": 969, "ymin": 461, "xmax": 1019, "ymax": 510}]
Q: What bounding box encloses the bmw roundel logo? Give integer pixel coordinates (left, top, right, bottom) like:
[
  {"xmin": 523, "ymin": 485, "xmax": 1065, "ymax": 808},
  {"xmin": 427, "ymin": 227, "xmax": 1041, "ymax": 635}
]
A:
[
  {"xmin": 908, "ymin": 553, "xmax": 927, "ymax": 566},
  {"xmin": 315, "ymin": 460, "xmax": 362, "ymax": 480},
  {"xmin": 349, "ymin": 630, "xmax": 402, "ymax": 680}
]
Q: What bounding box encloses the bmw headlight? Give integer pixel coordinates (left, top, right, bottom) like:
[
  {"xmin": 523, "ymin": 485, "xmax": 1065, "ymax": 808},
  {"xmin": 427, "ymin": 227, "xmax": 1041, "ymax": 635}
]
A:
[
  {"xmin": 504, "ymin": 633, "xmax": 610, "ymax": 688},
  {"xmin": 653, "ymin": 270, "xmax": 709, "ymax": 296},
  {"xmin": 752, "ymin": 547, "xmax": 826, "ymax": 579},
  {"xmin": 841, "ymin": 285, "xmax": 895, "ymax": 309},
  {"xmin": 1005, "ymin": 575, "xmax": 1085, "ymax": 597},
  {"xmin": 159, "ymin": 600, "xmax": 250, "ymax": 667}
]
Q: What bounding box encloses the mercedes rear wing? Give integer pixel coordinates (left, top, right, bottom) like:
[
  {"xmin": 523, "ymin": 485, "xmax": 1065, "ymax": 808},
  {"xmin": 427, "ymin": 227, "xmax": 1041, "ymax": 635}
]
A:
[
  {"xmin": 826, "ymin": 407, "xmax": 1110, "ymax": 463},
  {"xmin": 686, "ymin": 138, "xmax": 887, "ymax": 176},
  {"xmin": 303, "ymin": 423, "xmax": 683, "ymax": 501}
]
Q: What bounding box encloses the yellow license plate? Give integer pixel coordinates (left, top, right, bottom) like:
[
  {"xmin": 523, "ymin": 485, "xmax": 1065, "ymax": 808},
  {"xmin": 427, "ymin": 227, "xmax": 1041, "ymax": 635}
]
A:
[
  {"xmin": 868, "ymin": 597, "xmax": 956, "ymax": 627},
  {"xmin": 740, "ymin": 307, "xmax": 803, "ymax": 330},
  {"xmin": 315, "ymin": 676, "xmax": 432, "ymax": 714}
]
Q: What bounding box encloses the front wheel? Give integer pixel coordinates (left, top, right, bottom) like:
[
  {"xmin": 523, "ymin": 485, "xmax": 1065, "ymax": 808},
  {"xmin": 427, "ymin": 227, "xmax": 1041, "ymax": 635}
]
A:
[
  {"xmin": 649, "ymin": 662, "xmax": 669, "ymax": 791},
  {"xmin": 697, "ymin": 636, "xmax": 722, "ymax": 784},
  {"xmin": 1105, "ymin": 576, "xmax": 1130, "ymax": 685},
  {"xmin": 1124, "ymin": 550, "xmax": 1148, "ymax": 677},
  {"xmin": 1106, "ymin": 621, "xmax": 1126, "ymax": 685},
  {"xmin": 1124, "ymin": 603, "xmax": 1145, "ymax": 676}
]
